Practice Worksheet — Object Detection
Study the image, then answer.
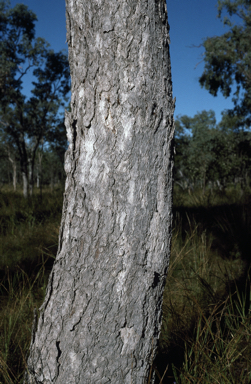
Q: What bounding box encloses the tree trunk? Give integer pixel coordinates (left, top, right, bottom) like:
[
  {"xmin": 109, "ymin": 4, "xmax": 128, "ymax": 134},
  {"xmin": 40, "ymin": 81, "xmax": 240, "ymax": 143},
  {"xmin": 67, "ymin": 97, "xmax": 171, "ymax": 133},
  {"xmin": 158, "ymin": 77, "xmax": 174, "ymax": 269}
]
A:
[
  {"xmin": 36, "ymin": 171, "xmax": 39, "ymax": 190},
  {"xmin": 28, "ymin": 158, "xmax": 33, "ymax": 196},
  {"xmin": 22, "ymin": 171, "xmax": 28, "ymax": 198},
  {"xmin": 25, "ymin": 0, "xmax": 175, "ymax": 383},
  {"xmin": 50, "ymin": 172, "xmax": 54, "ymax": 192},
  {"xmin": 18, "ymin": 134, "xmax": 30, "ymax": 198},
  {"xmin": 12, "ymin": 160, "xmax": 17, "ymax": 191},
  {"xmin": 37, "ymin": 152, "xmax": 43, "ymax": 189},
  {"xmin": 7, "ymin": 151, "xmax": 17, "ymax": 191}
]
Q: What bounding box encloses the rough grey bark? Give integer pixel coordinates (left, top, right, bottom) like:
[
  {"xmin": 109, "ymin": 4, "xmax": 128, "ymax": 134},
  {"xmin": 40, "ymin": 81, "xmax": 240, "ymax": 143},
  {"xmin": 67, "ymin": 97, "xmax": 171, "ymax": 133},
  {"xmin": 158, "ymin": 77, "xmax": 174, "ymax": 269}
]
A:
[{"xmin": 25, "ymin": 0, "xmax": 175, "ymax": 383}]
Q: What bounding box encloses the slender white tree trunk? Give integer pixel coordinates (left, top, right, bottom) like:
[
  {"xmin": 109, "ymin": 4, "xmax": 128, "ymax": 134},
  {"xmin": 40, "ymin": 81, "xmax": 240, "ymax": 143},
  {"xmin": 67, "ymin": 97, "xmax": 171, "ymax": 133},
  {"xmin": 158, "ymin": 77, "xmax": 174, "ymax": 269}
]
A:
[
  {"xmin": 22, "ymin": 171, "xmax": 28, "ymax": 198},
  {"xmin": 25, "ymin": 1, "xmax": 175, "ymax": 382},
  {"xmin": 36, "ymin": 151, "xmax": 43, "ymax": 189},
  {"xmin": 6, "ymin": 147, "xmax": 17, "ymax": 191},
  {"xmin": 9, "ymin": 157, "xmax": 17, "ymax": 191},
  {"xmin": 28, "ymin": 158, "xmax": 33, "ymax": 196},
  {"xmin": 12, "ymin": 161, "xmax": 17, "ymax": 191}
]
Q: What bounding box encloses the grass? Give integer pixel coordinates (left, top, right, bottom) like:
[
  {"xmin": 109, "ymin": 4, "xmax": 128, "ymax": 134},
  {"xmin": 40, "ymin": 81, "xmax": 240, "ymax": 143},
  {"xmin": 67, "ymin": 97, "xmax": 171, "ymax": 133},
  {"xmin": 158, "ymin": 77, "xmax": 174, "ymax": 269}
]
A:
[
  {"xmin": 0, "ymin": 186, "xmax": 63, "ymax": 383},
  {"xmin": 155, "ymin": 186, "xmax": 251, "ymax": 383},
  {"xmin": 0, "ymin": 184, "xmax": 251, "ymax": 383},
  {"xmin": 0, "ymin": 187, "xmax": 62, "ymax": 270}
]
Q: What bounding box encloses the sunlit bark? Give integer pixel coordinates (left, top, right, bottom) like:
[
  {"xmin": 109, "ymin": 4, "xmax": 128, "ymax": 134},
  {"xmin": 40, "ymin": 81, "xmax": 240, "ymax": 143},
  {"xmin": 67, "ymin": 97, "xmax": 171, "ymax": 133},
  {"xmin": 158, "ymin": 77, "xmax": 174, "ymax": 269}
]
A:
[{"xmin": 25, "ymin": 0, "xmax": 175, "ymax": 382}]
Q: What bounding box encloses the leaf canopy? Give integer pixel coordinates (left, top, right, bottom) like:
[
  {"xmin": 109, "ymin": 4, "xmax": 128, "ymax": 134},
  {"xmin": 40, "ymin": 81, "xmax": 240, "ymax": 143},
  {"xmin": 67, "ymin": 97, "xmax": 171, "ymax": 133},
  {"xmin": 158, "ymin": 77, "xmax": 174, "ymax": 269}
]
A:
[{"xmin": 200, "ymin": 0, "xmax": 251, "ymax": 127}]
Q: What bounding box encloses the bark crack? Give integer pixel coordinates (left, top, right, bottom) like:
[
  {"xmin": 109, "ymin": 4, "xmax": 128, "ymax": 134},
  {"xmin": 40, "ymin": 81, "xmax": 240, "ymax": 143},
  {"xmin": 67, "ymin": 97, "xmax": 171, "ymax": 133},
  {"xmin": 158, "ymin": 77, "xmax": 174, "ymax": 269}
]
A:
[
  {"xmin": 152, "ymin": 272, "xmax": 160, "ymax": 288},
  {"xmin": 70, "ymin": 317, "xmax": 82, "ymax": 332},
  {"xmin": 103, "ymin": 28, "xmax": 114, "ymax": 34},
  {"xmin": 72, "ymin": 119, "xmax": 77, "ymax": 152},
  {"xmin": 56, "ymin": 341, "xmax": 62, "ymax": 362}
]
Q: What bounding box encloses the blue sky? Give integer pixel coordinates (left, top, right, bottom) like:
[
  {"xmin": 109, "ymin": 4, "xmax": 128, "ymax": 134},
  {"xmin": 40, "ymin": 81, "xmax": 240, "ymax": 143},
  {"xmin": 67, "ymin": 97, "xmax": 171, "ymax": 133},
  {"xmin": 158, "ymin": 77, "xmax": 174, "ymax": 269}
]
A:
[
  {"xmin": 10, "ymin": 0, "xmax": 234, "ymax": 123},
  {"xmin": 167, "ymin": 0, "xmax": 234, "ymax": 123}
]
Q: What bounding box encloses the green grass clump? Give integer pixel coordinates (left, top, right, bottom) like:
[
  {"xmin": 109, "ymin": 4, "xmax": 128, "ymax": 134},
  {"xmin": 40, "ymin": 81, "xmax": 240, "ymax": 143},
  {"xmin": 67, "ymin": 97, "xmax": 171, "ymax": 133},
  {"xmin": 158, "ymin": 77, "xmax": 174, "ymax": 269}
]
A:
[
  {"xmin": 0, "ymin": 187, "xmax": 63, "ymax": 383},
  {"xmin": 0, "ymin": 187, "xmax": 63, "ymax": 270},
  {"xmin": 0, "ymin": 266, "xmax": 48, "ymax": 383},
  {"xmin": 156, "ymin": 186, "xmax": 251, "ymax": 383}
]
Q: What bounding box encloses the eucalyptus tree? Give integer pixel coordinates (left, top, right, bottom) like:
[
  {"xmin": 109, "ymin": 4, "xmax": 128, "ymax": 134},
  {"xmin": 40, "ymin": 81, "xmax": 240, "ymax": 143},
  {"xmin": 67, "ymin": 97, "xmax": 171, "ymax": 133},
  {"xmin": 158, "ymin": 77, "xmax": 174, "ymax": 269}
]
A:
[
  {"xmin": 25, "ymin": 0, "xmax": 175, "ymax": 383},
  {"xmin": 175, "ymin": 111, "xmax": 217, "ymax": 191},
  {"xmin": 218, "ymin": 111, "xmax": 251, "ymax": 188},
  {"xmin": 174, "ymin": 109, "xmax": 251, "ymax": 191},
  {"xmin": 200, "ymin": 0, "xmax": 251, "ymax": 128},
  {"xmin": 23, "ymin": 50, "xmax": 70, "ymax": 194},
  {"xmin": 188, "ymin": 110, "xmax": 217, "ymax": 191},
  {"xmin": 173, "ymin": 117, "xmax": 191, "ymax": 190},
  {"xmin": 38, "ymin": 120, "xmax": 68, "ymax": 190},
  {"xmin": 0, "ymin": 1, "xmax": 70, "ymax": 196}
]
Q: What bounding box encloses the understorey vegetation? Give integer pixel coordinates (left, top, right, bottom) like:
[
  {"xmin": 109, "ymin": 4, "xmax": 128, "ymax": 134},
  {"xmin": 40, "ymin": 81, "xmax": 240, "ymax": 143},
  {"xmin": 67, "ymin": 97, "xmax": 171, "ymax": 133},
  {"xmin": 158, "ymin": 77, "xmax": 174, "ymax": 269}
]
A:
[
  {"xmin": 174, "ymin": 109, "xmax": 251, "ymax": 195},
  {"xmin": 0, "ymin": 185, "xmax": 250, "ymax": 383},
  {"xmin": 155, "ymin": 185, "xmax": 251, "ymax": 383}
]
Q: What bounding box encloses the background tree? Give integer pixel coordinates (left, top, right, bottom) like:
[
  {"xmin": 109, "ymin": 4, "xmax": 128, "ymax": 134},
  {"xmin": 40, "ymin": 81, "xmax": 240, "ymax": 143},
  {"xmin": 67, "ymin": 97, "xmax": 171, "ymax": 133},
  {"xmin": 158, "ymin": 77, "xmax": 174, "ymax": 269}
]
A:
[
  {"xmin": 218, "ymin": 111, "xmax": 251, "ymax": 188},
  {"xmin": 175, "ymin": 110, "xmax": 217, "ymax": 191},
  {"xmin": 25, "ymin": 0, "xmax": 175, "ymax": 382},
  {"xmin": 174, "ymin": 116, "xmax": 192, "ymax": 191},
  {"xmin": 38, "ymin": 120, "xmax": 68, "ymax": 191},
  {"xmin": 0, "ymin": 1, "xmax": 70, "ymax": 196},
  {"xmin": 199, "ymin": 0, "xmax": 251, "ymax": 128},
  {"xmin": 188, "ymin": 110, "xmax": 217, "ymax": 192},
  {"xmin": 174, "ymin": 109, "xmax": 251, "ymax": 192}
]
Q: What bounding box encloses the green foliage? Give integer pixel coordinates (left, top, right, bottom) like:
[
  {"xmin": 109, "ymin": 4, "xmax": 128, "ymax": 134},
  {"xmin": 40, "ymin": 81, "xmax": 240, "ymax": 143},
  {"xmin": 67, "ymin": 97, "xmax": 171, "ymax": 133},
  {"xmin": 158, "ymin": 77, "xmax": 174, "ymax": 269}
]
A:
[
  {"xmin": 175, "ymin": 110, "xmax": 251, "ymax": 191},
  {"xmin": 0, "ymin": 0, "xmax": 45, "ymax": 106},
  {"xmin": 0, "ymin": 0, "xmax": 70, "ymax": 196},
  {"xmin": 175, "ymin": 110, "xmax": 219, "ymax": 190},
  {"xmin": 199, "ymin": 0, "xmax": 251, "ymax": 127}
]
